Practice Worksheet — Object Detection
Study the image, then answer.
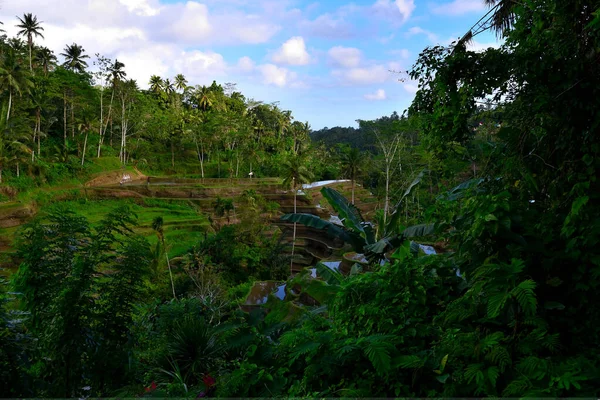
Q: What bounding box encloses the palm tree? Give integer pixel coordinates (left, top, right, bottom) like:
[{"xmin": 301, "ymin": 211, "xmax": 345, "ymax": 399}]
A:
[
  {"xmin": 196, "ymin": 86, "xmax": 213, "ymax": 111},
  {"xmin": 60, "ymin": 43, "xmax": 89, "ymax": 73},
  {"xmin": 35, "ymin": 47, "xmax": 57, "ymax": 75},
  {"xmin": 0, "ymin": 49, "xmax": 33, "ymax": 121},
  {"xmin": 174, "ymin": 73, "xmax": 187, "ymax": 92},
  {"xmin": 152, "ymin": 216, "xmax": 177, "ymax": 300},
  {"xmin": 485, "ymin": 0, "xmax": 516, "ymax": 35},
  {"xmin": 282, "ymin": 156, "xmax": 313, "ymax": 275},
  {"xmin": 163, "ymin": 78, "xmax": 175, "ymax": 95},
  {"xmin": 341, "ymin": 147, "xmax": 362, "ymax": 204},
  {"xmin": 149, "ymin": 75, "xmax": 163, "ymax": 93},
  {"xmin": 109, "ymin": 59, "xmax": 126, "ymax": 86},
  {"xmin": 16, "ymin": 13, "xmax": 44, "ymax": 71}
]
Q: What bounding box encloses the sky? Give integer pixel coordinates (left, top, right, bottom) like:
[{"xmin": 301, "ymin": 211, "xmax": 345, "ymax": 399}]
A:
[{"xmin": 0, "ymin": 0, "xmax": 500, "ymax": 129}]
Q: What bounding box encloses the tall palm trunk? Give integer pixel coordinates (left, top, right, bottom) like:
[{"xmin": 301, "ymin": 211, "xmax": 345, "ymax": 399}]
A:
[
  {"xmin": 160, "ymin": 236, "xmax": 177, "ymax": 300},
  {"xmin": 28, "ymin": 36, "xmax": 32, "ymax": 71},
  {"xmin": 97, "ymin": 87, "xmax": 103, "ymax": 157},
  {"xmin": 7, "ymin": 90, "xmax": 12, "ymax": 121},
  {"xmin": 63, "ymin": 90, "xmax": 67, "ymax": 146},
  {"xmin": 290, "ymin": 179, "xmax": 297, "ymax": 275},
  {"xmin": 81, "ymin": 130, "xmax": 89, "ymax": 166}
]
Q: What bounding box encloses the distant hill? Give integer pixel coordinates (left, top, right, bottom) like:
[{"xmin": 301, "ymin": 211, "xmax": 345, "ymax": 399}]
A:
[{"xmin": 309, "ymin": 126, "xmax": 374, "ymax": 152}]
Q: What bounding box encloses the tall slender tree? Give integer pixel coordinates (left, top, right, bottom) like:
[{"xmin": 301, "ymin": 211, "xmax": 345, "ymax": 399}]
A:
[
  {"xmin": 341, "ymin": 147, "xmax": 363, "ymax": 205},
  {"xmin": 16, "ymin": 13, "xmax": 44, "ymax": 71},
  {"xmin": 282, "ymin": 156, "xmax": 312, "ymax": 275},
  {"xmin": 0, "ymin": 49, "xmax": 33, "ymax": 121}
]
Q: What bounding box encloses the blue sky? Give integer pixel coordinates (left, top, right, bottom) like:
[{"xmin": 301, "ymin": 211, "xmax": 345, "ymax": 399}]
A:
[{"xmin": 1, "ymin": 0, "xmax": 499, "ymax": 129}]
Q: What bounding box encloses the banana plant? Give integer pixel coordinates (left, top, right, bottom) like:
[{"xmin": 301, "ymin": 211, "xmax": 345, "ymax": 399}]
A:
[{"xmin": 281, "ymin": 170, "xmax": 434, "ymax": 261}]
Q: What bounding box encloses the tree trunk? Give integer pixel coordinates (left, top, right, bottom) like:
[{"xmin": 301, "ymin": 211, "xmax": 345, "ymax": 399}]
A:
[
  {"xmin": 71, "ymin": 100, "xmax": 75, "ymax": 139},
  {"xmin": 63, "ymin": 91, "xmax": 67, "ymax": 146},
  {"xmin": 235, "ymin": 149, "xmax": 240, "ymax": 178},
  {"xmin": 384, "ymin": 164, "xmax": 390, "ymax": 226},
  {"xmin": 81, "ymin": 130, "xmax": 89, "ymax": 166},
  {"xmin": 290, "ymin": 179, "xmax": 297, "ymax": 275},
  {"xmin": 97, "ymin": 88, "xmax": 103, "ymax": 157},
  {"xmin": 351, "ymin": 179, "xmax": 355, "ymax": 205},
  {"xmin": 171, "ymin": 139, "xmax": 175, "ymax": 168},
  {"xmin": 7, "ymin": 90, "xmax": 12, "ymax": 121},
  {"xmin": 16, "ymin": 162, "xmax": 19, "ymax": 177},
  {"xmin": 28, "ymin": 38, "xmax": 33, "ymax": 71},
  {"xmin": 164, "ymin": 242, "xmax": 177, "ymax": 300}
]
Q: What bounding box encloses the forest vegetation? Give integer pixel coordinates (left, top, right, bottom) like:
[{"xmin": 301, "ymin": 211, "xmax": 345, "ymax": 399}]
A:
[{"xmin": 1, "ymin": 0, "xmax": 600, "ymax": 398}]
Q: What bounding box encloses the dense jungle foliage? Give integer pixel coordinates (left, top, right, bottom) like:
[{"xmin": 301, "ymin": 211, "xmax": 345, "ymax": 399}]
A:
[{"xmin": 2, "ymin": 0, "xmax": 600, "ymax": 397}]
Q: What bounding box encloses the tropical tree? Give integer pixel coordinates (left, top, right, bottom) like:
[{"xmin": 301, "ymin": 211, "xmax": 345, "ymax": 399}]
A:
[
  {"xmin": 149, "ymin": 75, "xmax": 163, "ymax": 93},
  {"xmin": 78, "ymin": 110, "xmax": 94, "ymax": 165},
  {"xmin": 341, "ymin": 147, "xmax": 362, "ymax": 204},
  {"xmin": 15, "ymin": 13, "xmax": 44, "ymax": 71},
  {"xmin": 174, "ymin": 73, "xmax": 187, "ymax": 92},
  {"xmin": 282, "ymin": 155, "xmax": 313, "ymax": 274},
  {"xmin": 60, "ymin": 43, "xmax": 89, "ymax": 73},
  {"xmin": 0, "ymin": 49, "xmax": 33, "ymax": 120},
  {"xmin": 152, "ymin": 216, "xmax": 176, "ymax": 300},
  {"xmin": 35, "ymin": 47, "xmax": 57, "ymax": 75}
]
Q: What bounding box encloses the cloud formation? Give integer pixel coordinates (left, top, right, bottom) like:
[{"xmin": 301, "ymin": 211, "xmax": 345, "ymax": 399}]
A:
[
  {"xmin": 372, "ymin": 0, "xmax": 416, "ymax": 24},
  {"xmin": 430, "ymin": 0, "xmax": 485, "ymax": 16},
  {"xmin": 271, "ymin": 36, "xmax": 312, "ymax": 66},
  {"xmin": 364, "ymin": 89, "xmax": 387, "ymax": 100},
  {"xmin": 328, "ymin": 46, "xmax": 362, "ymax": 68},
  {"xmin": 406, "ymin": 26, "xmax": 438, "ymax": 43}
]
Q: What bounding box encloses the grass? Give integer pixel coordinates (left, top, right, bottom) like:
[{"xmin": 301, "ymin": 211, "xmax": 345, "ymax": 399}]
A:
[{"xmin": 58, "ymin": 199, "xmax": 210, "ymax": 258}]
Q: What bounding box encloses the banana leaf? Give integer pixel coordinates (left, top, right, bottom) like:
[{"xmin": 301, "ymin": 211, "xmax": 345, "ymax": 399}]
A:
[
  {"xmin": 315, "ymin": 261, "xmax": 343, "ymax": 285},
  {"xmin": 321, "ymin": 187, "xmax": 375, "ymax": 244},
  {"xmin": 281, "ymin": 213, "xmax": 365, "ymax": 251}
]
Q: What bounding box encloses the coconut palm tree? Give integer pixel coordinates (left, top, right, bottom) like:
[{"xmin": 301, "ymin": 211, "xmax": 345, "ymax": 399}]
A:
[
  {"xmin": 149, "ymin": 75, "xmax": 163, "ymax": 93},
  {"xmin": 109, "ymin": 59, "xmax": 126, "ymax": 86},
  {"xmin": 195, "ymin": 85, "xmax": 213, "ymax": 111},
  {"xmin": 341, "ymin": 147, "xmax": 363, "ymax": 205},
  {"xmin": 282, "ymin": 155, "xmax": 313, "ymax": 274},
  {"xmin": 60, "ymin": 43, "xmax": 89, "ymax": 73},
  {"xmin": 0, "ymin": 49, "xmax": 33, "ymax": 121},
  {"xmin": 485, "ymin": 0, "xmax": 516, "ymax": 35},
  {"xmin": 35, "ymin": 47, "xmax": 57, "ymax": 75},
  {"xmin": 163, "ymin": 78, "xmax": 175, "ymax": 95},
  {"xmin": 174, "ymin": 73, "xmax": 187, "ymax": 92},
  {"xmin": 16, "ymin": 13, "xmax": 44, "ymax": 71}
]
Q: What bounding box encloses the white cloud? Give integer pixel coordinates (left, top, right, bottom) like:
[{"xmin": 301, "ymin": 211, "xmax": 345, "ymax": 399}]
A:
[
  {"xmin": 165, "ymin": 2, "xmax": 213, "ymax": 43},
  {"xmin": 333, "ymin": 65, "xmax": 391, "ymax": 85},
  {"xmin": 406, "ymin": 26, "xmax": 438, "ymax": 43},
  {"xmin": 372, "ymin": 0, "xmax": 416, "ymax": 24},
  {"xmin": 258, "ymin": 64, "xmax": 297, "ymax": 87},
  {"xmin": 271, "ymin": 36, "xmax": 311, "ymax": 66},
  {"xmin": 328, "ymin": 46, "xmax": 362, "ymax": 68},
  {"xmin": 431, "ymin": 0, "xmax": 485, "ymax": 16},
  {"xmin": 403, "ymin": 82, "xmax": 419, "ymax": 94},
  {"xmin": 364, "ymin": 89, "xmax": 387, "ymax": 100},
  {"xmin": 119, "ymin": 0, "xmax": 161, "ymax": 16},
  {"xmin": 236, "ymin": 56, "xmax": 255, "ymax": 72},
  {"xmin": 299, "ymin": 13, "xmax": 355, "ymax": 39}
]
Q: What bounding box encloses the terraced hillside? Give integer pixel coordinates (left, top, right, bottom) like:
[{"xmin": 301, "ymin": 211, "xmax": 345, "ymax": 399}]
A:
[{"xmin": 0, "ymin": 172, "xmax": 379, "ymax": 275}]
